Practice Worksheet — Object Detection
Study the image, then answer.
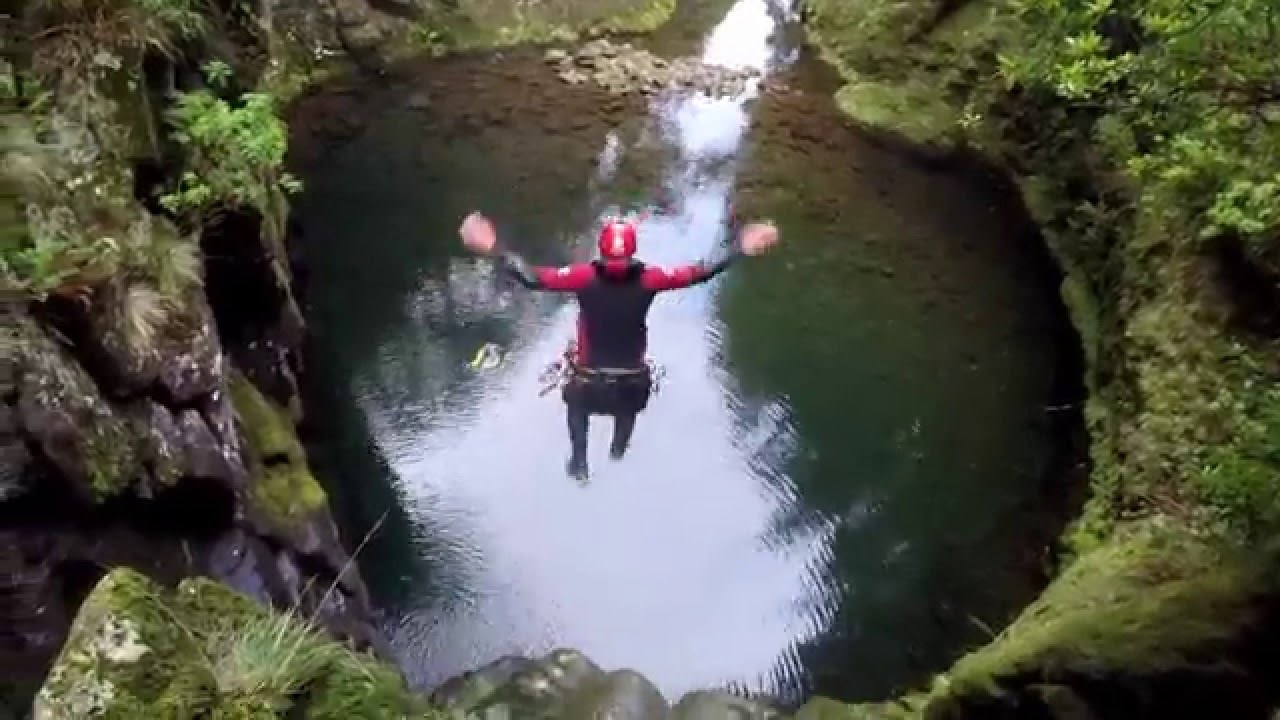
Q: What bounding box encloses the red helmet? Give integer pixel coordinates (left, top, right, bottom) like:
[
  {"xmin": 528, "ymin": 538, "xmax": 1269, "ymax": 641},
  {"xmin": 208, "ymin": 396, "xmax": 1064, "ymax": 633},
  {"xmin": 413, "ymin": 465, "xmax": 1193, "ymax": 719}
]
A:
[{"xmin": 598, "ymin": 220, "xmax": 637, "ymax": 260}]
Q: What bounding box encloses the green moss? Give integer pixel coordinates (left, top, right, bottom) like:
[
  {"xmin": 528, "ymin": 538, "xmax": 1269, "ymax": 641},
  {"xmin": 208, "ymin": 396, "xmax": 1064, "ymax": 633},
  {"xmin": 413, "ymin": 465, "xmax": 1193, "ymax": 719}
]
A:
[
  {"xmin": 35, "ymin": 570, "xmax": 437, "ymax": 719},
  {"xmin": 833, "ymin": 79, "xmax": 959, "ymax": 153},
  {"xmin": 440, "ymin": 0, "xmax": 676, "ymax": 49},
  {"xmin": 796, "ymin": 695, "xmax": 929, "ymax": 720},
  {"xmin": 34, "ymin": 568, "xmax": 215, "ymax": 719},
  {"xmin": 17, "ymin": 319, "xmax": 146, "ymax": 502},
  {"xmin": 799, "ymin": 522, "xmax": 1267, "ymax": 718},
  {"xmin": 228, "ymin": 369, "xmax": 327, "ymax": 529},
  {"xmin": 83, "ymin": 412, "xmax": 144, "ymax": 501},
  {"xmin": 596, "ymin": 0, "xmax": 677, "ymax": 34},
  {"xmin": 304, "ymin": 658, "xmax": 437, "ymax": 719},
  {"xmin": 945, "ymin": 520, "xmax": 1258, "ymax": 693}
]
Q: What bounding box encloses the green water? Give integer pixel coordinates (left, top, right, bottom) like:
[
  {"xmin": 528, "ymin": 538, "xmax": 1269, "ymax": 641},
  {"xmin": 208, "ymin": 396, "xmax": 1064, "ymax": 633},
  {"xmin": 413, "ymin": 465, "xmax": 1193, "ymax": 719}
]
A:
[{"xmin": 288, "ymin": 8, "xmax": 1081, "ymax": 704}]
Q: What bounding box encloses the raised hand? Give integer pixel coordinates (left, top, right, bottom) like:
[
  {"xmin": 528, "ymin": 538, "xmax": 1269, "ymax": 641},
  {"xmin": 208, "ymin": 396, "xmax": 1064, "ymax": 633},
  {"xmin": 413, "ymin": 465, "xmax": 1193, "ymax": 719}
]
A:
[
  {"xmin": 459, "ymin": 211, "xmax": 498, "ymax": 255},
  {"xmin": 739, "ymin": 221, "xmax": 779, "ymax": 256}
]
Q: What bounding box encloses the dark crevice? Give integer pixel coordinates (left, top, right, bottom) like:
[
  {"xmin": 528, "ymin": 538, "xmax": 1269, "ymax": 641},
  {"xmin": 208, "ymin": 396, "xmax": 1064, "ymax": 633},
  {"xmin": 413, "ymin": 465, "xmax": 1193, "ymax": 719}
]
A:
[
  {"xmin": 0, "ymin": 463, "xmax": 235, "ymax": 542},
  {"xmin": 263, "ymin": 452, "xmax": 292, "ymax": 466},
  {"xmin": 1209, "ymin": 235, "xmax": 1280, "ymax": 340},
  {"xmin": 200, "ymin": 208, "xmax": 286, "ymax": 351},
  {"xmin": 55, "ymin": 559, "xmax": 105, "ymax": 617},
  {"xmin": 132, "ymin": 158, "xmax": 171, "ymax": 217}
]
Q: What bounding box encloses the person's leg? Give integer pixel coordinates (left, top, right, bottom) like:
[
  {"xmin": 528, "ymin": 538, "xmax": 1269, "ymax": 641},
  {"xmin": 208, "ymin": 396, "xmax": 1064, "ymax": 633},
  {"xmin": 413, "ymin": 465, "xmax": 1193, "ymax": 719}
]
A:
[
  {"xmin": 609, "ymin": 374, "xmax": 651, "ymax": 460},
  {"xmin": 563, "ymin": 383, "xmax": 589, "ymax": 479},
  {"xmin": 609, "ymin": 412, "xmax": 636, "ymax": 459}
]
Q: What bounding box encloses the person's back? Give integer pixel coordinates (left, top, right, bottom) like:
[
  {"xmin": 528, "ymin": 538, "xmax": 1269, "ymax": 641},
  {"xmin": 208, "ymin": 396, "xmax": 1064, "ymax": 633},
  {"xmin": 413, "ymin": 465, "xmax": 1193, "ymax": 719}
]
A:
[{"xmin": 575, "ymin": 261, "xmax": 655, "ymax": 369}]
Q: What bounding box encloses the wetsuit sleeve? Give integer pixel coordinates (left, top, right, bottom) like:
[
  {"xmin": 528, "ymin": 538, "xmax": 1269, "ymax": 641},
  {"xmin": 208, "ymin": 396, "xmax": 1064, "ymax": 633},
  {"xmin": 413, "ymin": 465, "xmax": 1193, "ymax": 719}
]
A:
[
  {"xmin": 498, "ymin": 248, "xmax": 594, "ymax": 291},
  {"xmin": 640, "ymin": 247, "xmax": 744, "ymax": 291}
]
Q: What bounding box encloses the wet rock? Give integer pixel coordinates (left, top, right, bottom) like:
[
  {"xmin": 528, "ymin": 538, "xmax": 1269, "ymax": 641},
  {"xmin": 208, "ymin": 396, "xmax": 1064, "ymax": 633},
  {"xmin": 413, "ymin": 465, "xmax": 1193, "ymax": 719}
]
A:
[
  {"xmin": 431, "ymin": 648, "xmax": 671, "ymax": 718},
  {"xmin": 79, "ymin": 278, "xmax": 223, "ymax": 404},
  {"xmin": 558, "ymin": 67, "xmax": 590, "ymax": 85},
  {"xmin": 566, "ymin": 669, "xmax": 668, "ymax": 719},
  {"xmin": 154, "ymin": 291, "xmax": 223, "ymax": 405},
  {"xmin": 129, "ymin": 400, "xmax": 240, "ymax": 489},
  {"xmin": 330, "ymin": 0, "xmax": 390, "ymax": 59},
  {"xmin": 331, "ymin": 0, "xmax": 371, "ymax": 26},
  {"xmin": 15, "ymin": 322, "xmax": 146, "ymax": 502},
  {"xmin": 431, "ymin": 655, "xmax": 538, "ymax": 711},
  {"xmin": 406, "ymin": 91, "xmax": 431, "ymax": 110},
  {"xmin": 429, "ymin": 650, "xmax": 795, "ymax": 719},
  {"xmin": 672, "ymin": 691, "xmax": 786, "ymax": 719},
  {"xmin": 174, "ymin": 408, "xmax": 239, "ymax": 482}
]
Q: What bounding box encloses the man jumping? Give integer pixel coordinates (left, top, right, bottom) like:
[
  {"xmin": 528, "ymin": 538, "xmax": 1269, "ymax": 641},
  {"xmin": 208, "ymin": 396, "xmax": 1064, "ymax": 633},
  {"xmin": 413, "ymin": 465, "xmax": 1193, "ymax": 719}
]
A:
[{"xmin": 458, "ymin": 210, "xmax": 780, "ymax": 482}]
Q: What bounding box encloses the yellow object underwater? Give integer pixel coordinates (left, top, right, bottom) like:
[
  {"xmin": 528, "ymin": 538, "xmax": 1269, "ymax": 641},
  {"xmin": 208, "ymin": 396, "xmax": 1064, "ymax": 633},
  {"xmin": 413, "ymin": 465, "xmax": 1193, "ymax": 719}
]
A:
[{"xmin": 469, "ymin": 342, "xmax": 503, "ymax": 370}]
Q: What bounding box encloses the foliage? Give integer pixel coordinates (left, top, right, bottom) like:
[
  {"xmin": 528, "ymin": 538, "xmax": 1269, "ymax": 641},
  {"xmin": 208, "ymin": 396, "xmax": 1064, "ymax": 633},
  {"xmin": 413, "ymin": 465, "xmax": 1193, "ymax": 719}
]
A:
[
  {"xmin": 2, "ymin": 107, "xmax": 202, "ymax": 299},
  {"xmin": 22, "ymin": 0, "xmax": 206, "ymax": 128},
  {"xmin": 202, "ymin": 59, "xmax": 234, "ymax": 90},
  {"xmin": 159, "ymin": 90, "xmax": 302, "ymax": 222},
  {"xmin": 979, "ymin": 0, "xmax": 1280, "ymax": 539},
  {"xmin": 2, "ymin": 0, "xmax": 213, "ymax": 299},
  {"xmin": 202, "ymin": 606, "xmax": 351, "ymax": 710},
  {"xmin": 998, "ymin": 0, "xmax": 1280, "ymax": 251},
  {"xmin": 407, "ymin": 25, "xmax": 450, "ymax": 57}
]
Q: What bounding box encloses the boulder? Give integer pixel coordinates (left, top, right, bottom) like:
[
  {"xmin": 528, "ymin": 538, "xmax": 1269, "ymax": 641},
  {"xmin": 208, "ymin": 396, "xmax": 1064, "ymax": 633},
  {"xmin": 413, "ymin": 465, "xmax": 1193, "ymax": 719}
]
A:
[
  {"xmin": 672, "ymin": 691, "xmax": 787, "ymax": 719},
  {"xmin": 78, "ymin": 270, "xmax": 222, "ymax": 405},
  {"xmin": 433, "ymin": 649, "xmax": 668, "ymax": 719},
  {"xmin": 15, "ymin": 321, "xmax": 146, "ymax": 502},
  {"xmin": 32, "ymin": 568, "xmax": 428, "ymax": 719},
  {"xmin": 128, "ymin": 401, "xmax": 240, "ymax": 489}
]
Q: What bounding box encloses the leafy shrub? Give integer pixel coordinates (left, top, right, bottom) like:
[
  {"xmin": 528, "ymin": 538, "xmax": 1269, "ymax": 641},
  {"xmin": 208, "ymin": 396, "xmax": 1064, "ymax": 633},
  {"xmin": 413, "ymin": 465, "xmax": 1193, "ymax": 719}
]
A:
[
  {"xmin": 998, "ymin": 0, "xmax": 1280, "ymax": 250},
  {"xmin": 159, "ymin": 90, "xmax": 302, "ymax": 225}
]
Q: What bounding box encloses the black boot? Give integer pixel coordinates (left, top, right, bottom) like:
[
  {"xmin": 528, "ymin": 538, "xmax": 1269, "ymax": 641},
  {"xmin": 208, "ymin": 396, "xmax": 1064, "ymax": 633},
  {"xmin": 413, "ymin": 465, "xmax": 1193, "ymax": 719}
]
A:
[
  {"xmin": 566, "ymin": 454, "xmax": 589, "ymax": 485},
  {"xmin": 610, "ymin": 412, "xmax": 636, "ymax": 460}
]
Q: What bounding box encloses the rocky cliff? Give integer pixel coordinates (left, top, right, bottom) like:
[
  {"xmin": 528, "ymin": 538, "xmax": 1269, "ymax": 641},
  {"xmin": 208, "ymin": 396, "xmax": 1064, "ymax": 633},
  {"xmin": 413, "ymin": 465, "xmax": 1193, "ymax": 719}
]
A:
[
  {"xmin": 2, "ymin": 0, "xmax": 676, "ymax": 716},
  {"xmin": 787, "ymin": 0, "xmax": 1280, "ymax": 716}
]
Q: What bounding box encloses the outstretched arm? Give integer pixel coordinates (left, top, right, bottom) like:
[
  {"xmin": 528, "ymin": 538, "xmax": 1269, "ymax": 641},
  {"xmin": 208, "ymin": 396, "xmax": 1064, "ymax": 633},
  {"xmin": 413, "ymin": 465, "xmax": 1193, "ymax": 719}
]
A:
[
  {"xmin": 640, "ymin": 246, "xmax": 743, "ymax": 291},
  {"xmin": 641, "ymin": 220, "xmax": 780, "ymax": 292},
  {"xmin": 459, "ymin": 211, "xmax": 593, "ymax": 292},
  {"xmin": 497, "ymin": 246, "xmax": 594, "ymax": 292}
]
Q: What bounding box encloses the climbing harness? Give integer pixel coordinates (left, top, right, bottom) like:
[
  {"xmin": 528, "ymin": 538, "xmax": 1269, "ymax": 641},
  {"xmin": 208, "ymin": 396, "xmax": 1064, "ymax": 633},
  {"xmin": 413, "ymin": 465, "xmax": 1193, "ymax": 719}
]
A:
[{"xmin": 537, "ymin": 339, "xmax": 665, "ymax": 397}]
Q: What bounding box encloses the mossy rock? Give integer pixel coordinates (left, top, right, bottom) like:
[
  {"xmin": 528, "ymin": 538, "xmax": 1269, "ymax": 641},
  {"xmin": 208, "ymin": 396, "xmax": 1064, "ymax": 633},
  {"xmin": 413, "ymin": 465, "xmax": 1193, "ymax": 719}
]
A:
[
  {"xmin": 833, "ymin": 80, "xmax": 959, "ymax": 158},
  {"xmin": 795, "ymin": 695, "xmax": 929, "ymax": 720},
  {"xmin": 14, "ymin": 319, "xmax": 146, "ymax": 502},
  {"xmin": 33, "ymin": 569, "xmax": 434, "ymax": 719},
  {"xmin": 443, "ymin": 0, "xmax": 676, "ymax": 49},
  {"xmin": 228, "ymin": 368, "xmax": 327, "ymax": 531},
  {"xmin": 33, "ymin": 569, "xmax": 216, "ymax": 719},
  {"xmin": 930, "ymin": 520, "xmax": 1264, "ymax": 707}
]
